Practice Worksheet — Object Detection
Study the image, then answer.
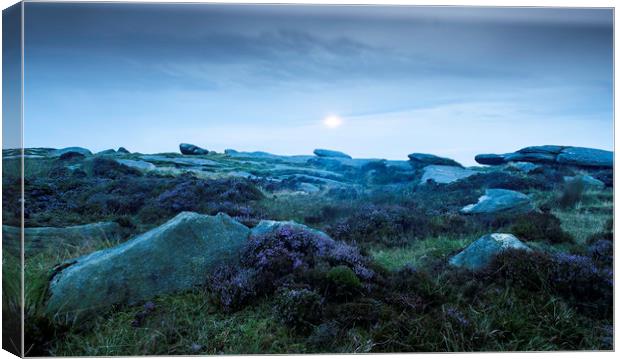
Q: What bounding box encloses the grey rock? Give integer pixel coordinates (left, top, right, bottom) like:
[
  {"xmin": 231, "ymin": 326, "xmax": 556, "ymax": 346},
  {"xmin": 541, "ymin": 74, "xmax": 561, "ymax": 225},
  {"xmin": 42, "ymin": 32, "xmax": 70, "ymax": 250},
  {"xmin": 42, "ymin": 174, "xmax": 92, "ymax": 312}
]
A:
[
  {"xmin": 313, "ymin": 149, "xmax": 352, "ymax": 159},
  {"xmin": 504, "ymin": 152, "xmax": 556, "ymax": 164},
  {"xmin": 2, "ymin": 222, "xmax": 123, "ymax": 258},
  {"xmin": 420, "ymin": 165, "xmax": 478, "ymax": 184},
  {"xmin": 461, "ymin": 189, "xmax": 534, "ymax": 215},
  {"xmin": 563, "ymin": 175, "xmax": 606, "ymax": 189},
  {"xmin": 449, "ymin": 233, "xmax": 531, "ymax": 271},
  {"xmin": 408, "ymin": 153, "xmax": 462, "ymax": 169},
  {"xmin": 45, "ymin": 212, "xmax": 250, "ymax": 322},
  {"xmin": 117, "ymin": 147, "xmax": 130, "ymax": 154},
  {"xmin": 298, "ymin": 182, "xmax": 321, "ymax": 193},
  {"xmin": 140, "ymin": 155, "xmax": 219, "ymax": 167},
  {"xmin": 556, "ymin": 147, "xmax": 613, "ymax": 168},
  {"xmin": 475, "ymin": 154, "xmax": 506, "ymax": 165},
  {"xmin": 250, "ymin": 220, "xmax": 332, "ymax": 242},
  {"xmin": 517, "ymin": 145, "xmax": 565, "ymax": 154},
  {"xmin": 179, "ymin": 143, "xmax": 209, "ymax": 155},
  {"xmin": 96, "ymin": 149, "xmax": 117, "ymax": 156},
  {"xmin": 51, "ymin": 147, "xmax": 92, "ymax": 157},
  {"xmin": 116, "ymin": 159, "xmax": 157, "ymax": 172}
]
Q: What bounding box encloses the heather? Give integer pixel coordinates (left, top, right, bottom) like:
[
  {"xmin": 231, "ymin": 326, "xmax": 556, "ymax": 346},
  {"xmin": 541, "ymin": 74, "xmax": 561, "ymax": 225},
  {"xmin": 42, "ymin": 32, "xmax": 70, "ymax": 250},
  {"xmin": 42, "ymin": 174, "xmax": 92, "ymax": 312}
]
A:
[{"xmin": 2, "ymin": 147, "xmax": 613, "ymax": 355}]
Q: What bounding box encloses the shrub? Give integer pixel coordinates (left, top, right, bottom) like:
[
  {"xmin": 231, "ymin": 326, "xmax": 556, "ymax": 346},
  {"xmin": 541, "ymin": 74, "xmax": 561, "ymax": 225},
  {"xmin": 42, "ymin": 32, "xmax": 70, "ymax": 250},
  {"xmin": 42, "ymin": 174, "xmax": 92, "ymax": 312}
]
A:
[
  {"xmin": 558, "ymin": 178, "xmax": 585, "ymax": 209},
  {"xmin": 205, "ymin": 266, "xmax": 259, "ymax": 312},
  {"xmin": 275, "ymin": 288, "xmax": 324, "ymax": 334},
  {"xmin": 509, "ymin": 212, "xmax": 573, "ymax": 243},
  {"xmin": 91, "ymin": 157, "xmax": 141, "ymax": 179},
  {"xmin": 587, "ymin": 240, "xmax": 613, "ymax": 266},
  {"xmin": 486, "ymin": 249, "xmax": 612, "ymax": 317},
  {"xmin": 325, "ymin": 265, "xmax": 362, "ymax": 299}
]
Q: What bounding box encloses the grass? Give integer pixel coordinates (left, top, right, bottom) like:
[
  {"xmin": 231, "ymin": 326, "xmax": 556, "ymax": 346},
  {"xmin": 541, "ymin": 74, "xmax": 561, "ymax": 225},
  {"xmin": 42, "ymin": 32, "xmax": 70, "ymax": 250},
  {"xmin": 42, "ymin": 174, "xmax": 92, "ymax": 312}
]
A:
[
  {"xmin": 370, "ymin": 234, "xmax": 480, "ymax": 270},
  {"xmin": 50, "ymin": 292, "xmax": 302, "ymax": 356}
]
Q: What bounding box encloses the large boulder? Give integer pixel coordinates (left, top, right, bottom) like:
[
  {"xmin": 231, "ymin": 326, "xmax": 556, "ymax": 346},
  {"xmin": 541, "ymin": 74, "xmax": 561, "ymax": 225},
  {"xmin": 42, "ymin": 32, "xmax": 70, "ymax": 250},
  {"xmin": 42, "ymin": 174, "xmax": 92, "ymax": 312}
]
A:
[
  {"xmin": 419, "ymin": 165, "xmax": 478, "ymax": 184},
  {"xmin": 449, "ymin": 233, "xmax": 531, "ymax": 271},
  {"xmin": 51, "ymin": 147, "xmax": 92, "ymax": 157},
  {"xmin": 313, "ymin": 148, "xmax": 352, "ymax": 159},
  {"xmin": 556, "ymin": 147, "xmax": 613, "ymax": 168},
  {"xmin": 474, "ymin": 145, "xmax": 612, "ymax": 168},
  {"xmin": 474, "ymin": 154, "xmax": 506, "ymax": 165},
  {"xmin": 408, "ymin": 153, "xmax": 462, "ymax": 169},
  {"xmin": 179, "ymin": 143, "xmax": 209, "ymax": 155},
  {"xmin": 2, "ymin": 222, "xmax": 123, "ymax": 258},
  {"xmin": 460, "ymin": 189, "xmax": 534, "ymax": 215},
  {"xmin": 45, "ymin": 212, "xmax": 250, "ymax": 322}
]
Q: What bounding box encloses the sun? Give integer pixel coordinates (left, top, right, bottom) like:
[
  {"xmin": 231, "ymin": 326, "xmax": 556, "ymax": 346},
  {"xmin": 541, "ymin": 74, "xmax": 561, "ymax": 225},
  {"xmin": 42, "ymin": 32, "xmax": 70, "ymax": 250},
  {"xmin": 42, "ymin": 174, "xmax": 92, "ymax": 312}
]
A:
[{"xmin": 323, "ymin": 115, "xmax": 343, "ymax": 128}]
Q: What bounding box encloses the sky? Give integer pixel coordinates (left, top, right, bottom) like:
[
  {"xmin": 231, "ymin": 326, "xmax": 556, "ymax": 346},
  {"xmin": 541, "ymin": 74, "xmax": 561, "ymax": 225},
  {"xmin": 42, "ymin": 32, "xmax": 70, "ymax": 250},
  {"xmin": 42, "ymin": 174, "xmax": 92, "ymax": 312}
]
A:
[{"xmin": 18, "ymin": 3, "xmax": 613, "ymax": 165}]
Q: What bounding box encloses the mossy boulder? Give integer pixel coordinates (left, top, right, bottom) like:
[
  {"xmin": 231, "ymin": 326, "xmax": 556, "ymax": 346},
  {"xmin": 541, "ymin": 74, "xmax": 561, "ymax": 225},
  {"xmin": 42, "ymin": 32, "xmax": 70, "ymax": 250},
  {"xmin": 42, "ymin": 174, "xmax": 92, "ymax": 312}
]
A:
[
  {"xmin": 45, "ymin": 212, "xmax": 250, "ymax": 323},
  {"xmin": 449, "ymin": 233, "xmax": 531, "ymax": 271}
]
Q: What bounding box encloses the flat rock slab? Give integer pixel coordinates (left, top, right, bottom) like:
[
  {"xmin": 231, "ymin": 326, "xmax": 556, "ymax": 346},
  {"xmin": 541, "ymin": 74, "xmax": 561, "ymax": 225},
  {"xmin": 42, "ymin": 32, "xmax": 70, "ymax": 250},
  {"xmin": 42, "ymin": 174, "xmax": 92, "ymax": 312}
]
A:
[
  {"xmin": 313, "ymin": 149, "xmax": 352, "ymax": 159},
  {"xmin": 408, "ymin": 153, "xmax": 462, "ymax": 169},
  {"xmin": 45, "ymin": 212, "xmax": 250, "ymax": 323},
  {"xmin": 564, "ymin": 175, "xmax": 606, "ymax": 189},
  {"xmin": 140, "ymin": 155, "xmax": 219, "ymax": 167},
  {"xmin": 556, "ymin": 147, "xmax": 613, "ymax": 168},
  {"xmin": 461, "ymin": 189, "xmax": 533, "ymax": 215},
  {"xmin": 420, "ymin": 165, "xmax": 478, "ymax": 184},
  {"xmin": 2, "ymin": 222, "xmax": 123, "ymax": 258},
  {"xmin": 50, "ymin": 147, "xmax": 92, "ymax": 157},
  {"xmin": 116, "ymin": 159, "xmax": 157, "ymax": 172},
  {"xmin": 449, "ymin": 233, "xmax": 531, "ymax": 271}
]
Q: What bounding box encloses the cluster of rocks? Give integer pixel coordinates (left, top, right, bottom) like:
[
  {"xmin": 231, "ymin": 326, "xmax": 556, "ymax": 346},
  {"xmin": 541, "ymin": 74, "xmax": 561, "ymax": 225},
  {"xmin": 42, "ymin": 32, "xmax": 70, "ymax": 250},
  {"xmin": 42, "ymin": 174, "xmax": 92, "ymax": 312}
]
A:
[{"xmin": 476, "ymin": 145, "xmax": 612, "ymax": 168}]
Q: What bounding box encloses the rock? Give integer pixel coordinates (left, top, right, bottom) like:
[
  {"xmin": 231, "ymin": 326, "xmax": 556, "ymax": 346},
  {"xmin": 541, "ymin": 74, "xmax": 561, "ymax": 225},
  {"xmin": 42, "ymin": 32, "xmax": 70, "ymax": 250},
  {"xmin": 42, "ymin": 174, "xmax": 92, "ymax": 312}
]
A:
[
  {"xmin": 115, "ymin": 159, "xmax": 157, "ymax": 172},
  {"xmin": 59, "ymin": 151, "xmax": 86, "ymax": 161},
  {"xmin": 96, "ymin": 149, "xmax": 117, "ymax": 156},
  {"xmin": 224, "ymin": 149, "xmax": 238, "ymax": 155},
  {"xmin": 419, "ymin": 165, "xmax": 478, "ymax": 184},
  {"xmin": 140, "ymin": 155, "xmax": 219, "ymax": 167},
  {"xmin": 408, "ymin": 153, "xmax": 462, "ymax": 169},
  {"xmin": 556, "ymin": 147, "xmax": 613, "ymax": 168},
  {"xmin": 504, "ymin": 152, "xmax": 556, "ymax": 164},
  {"xmin": 475, "ymin": 145, "xmax": 612, "ymax": 168},
  {"xmin": 505, "ymin": 162, "xmax": 540, "ymax": 173},
  {"xmin": 117, "ymin": 147, "xmax": 130, "ymax": 154},
  {"xmin": 460, "ymin": 189, "xmax": 534, "ymax": 215},
  {"xmin": 517, "ymin": 145, "xmax": 565, "ymax": 154},
  {"xmin": 449, "ymin": 233, "xmax": 531, "ymax": 271},
  {"xmin": 475, "ymin": 154, "xmax": 506, "ymax": 165},
  {"xmin": 45, "ymin": 212, "xmax": 250, "ymax": 322},
  {"xmin": 51, "ymin": 147, "xmax": 92, "ymax": 157},
  {"xmin": 563, "ymin": 175, "xmax": 605, "ymax": 189},
  {"xmin": 298, "ymin": 182, "xmax": 321, "ymax": 193},
  {"xmin": 250, "ymin": 220, "xmax": 332, "ymax": 242},
  {"xmin": 2, "ymin": 222, "xmax": 123, "ymax": 258},
  {"xmin": 313, "ymin": 149, "xmax": 352, "ymax": 159},
  {"xmin": 179, "ymin": 143, "xmax": 209, "ymax": 155}
]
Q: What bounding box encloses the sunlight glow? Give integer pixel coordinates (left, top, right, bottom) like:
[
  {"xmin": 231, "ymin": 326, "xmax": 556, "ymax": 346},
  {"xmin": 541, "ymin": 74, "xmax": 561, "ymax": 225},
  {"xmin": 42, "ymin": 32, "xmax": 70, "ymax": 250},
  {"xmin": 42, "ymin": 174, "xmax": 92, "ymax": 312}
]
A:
[{"xmin": 323, "ymin": 115, "xmax": 343, "ymax": 128}]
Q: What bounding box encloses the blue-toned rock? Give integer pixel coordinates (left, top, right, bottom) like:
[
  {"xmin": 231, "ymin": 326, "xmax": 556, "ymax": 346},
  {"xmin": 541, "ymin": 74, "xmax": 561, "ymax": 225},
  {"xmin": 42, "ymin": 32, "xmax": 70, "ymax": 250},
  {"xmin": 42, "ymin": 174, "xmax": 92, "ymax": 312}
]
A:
[
  {"xmin": 449, "ymin": 233, "xmax": 531, "ymax": 271},
  {"xmin": 460, "ymin": 188, "xmax": 533, "ymax": 215},
  {"xmin": 420, "ymin": 165, "xmax": 478, "ymax": 184},
  {"xmin": 179, "ymin": 143, "xmax": 209, "ymax": 155},
  {"xmin": 556, "ymin": 147, "xmax": 613, "ymax": 168},
  {"xmin": 313, "ymin": 149, "xmax": 352, "ymax": 159},
  {"xmin": 475, "ymin": 153, "xmax": 506, "ymax": 165},
  {"xmin": 51, "ymin": 147, "xmax": 92, "ymax": 157},
  {"xmin": 45, "ymin": 212, "xmax": 250, "ymax": 322},
  {"xmin": 408, "ymin": 153, "xmax": 462, "ymax": 168}
]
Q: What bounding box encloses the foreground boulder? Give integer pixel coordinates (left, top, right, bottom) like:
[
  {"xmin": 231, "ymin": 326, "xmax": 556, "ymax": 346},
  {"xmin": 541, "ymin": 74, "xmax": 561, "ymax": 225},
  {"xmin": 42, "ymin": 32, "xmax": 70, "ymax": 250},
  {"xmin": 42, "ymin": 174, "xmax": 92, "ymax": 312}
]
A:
[
  {"xmin": 179, "ymin": 143, "xmax": 209, "ymax": 155},
  {"xmin": 45, "ymin": 212, "xmax": 250, "ymax": 322},
  {"xmin": 419, "ymin": 165, "xmax": 478, "ymax": 184},
  {"xmin": 475, "ymin": 145, "xmax": 612, "ymax": 168},
  {"xmin": 2, "ymin": 222, "xmax": 123, "ymax": 258},
  {"xmin": 408, "ymin": 153, "xmax": 462, "ymax": 169},
  {"xmin": 449, "ymin": 233, "xmax": 531, "ymax": 271},
  {"xmin": 460, "ymin": 189, "xmax": 533, "ymax": 215},
  {"xmin": 313, "ymin": 148, "xmax": 352, "ymax": 159}
]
